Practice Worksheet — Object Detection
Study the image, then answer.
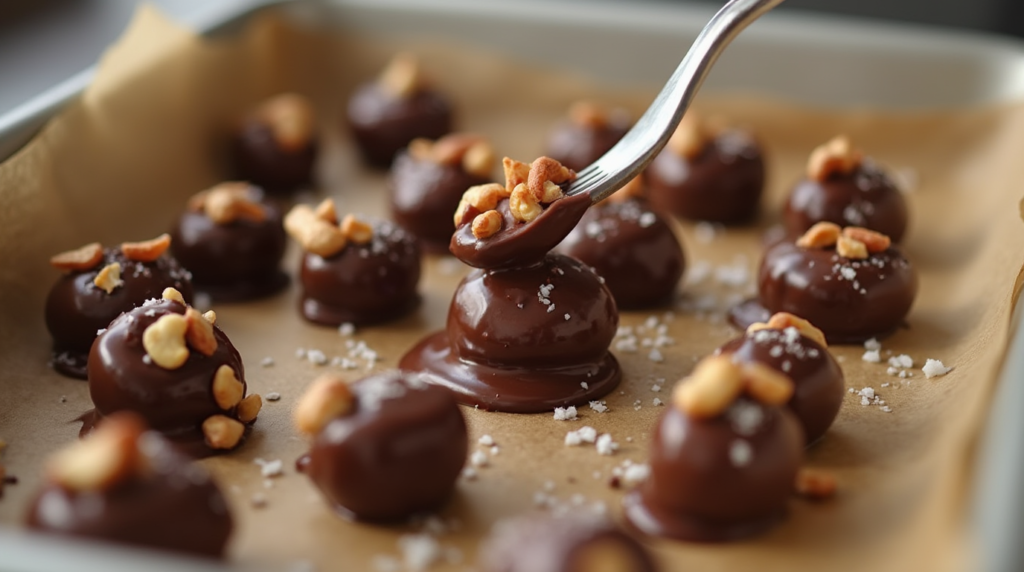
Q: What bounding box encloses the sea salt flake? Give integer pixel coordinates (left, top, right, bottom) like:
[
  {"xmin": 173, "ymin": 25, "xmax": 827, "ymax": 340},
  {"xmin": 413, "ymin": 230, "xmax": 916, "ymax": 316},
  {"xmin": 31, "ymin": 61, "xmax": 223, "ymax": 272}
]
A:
[
  {"xmin": 553, "ymin": 406, "xmax": 578, "ymax": 420},
  {"xmin": 922, "ymin": 359, "xmax": 952, "ymax": 378},
  {"xmin": 864, "ymin": 338, "xmax": 882, "ymax": 351},
  {"xmin": 889, "ymin": 354, "xmax": 913, "ymax": 369},
  {"xmin": 589, "ymin": 400, "xmax": 608, "ymax": 413},
  {"xmin": 470, "ymin": 450, "xmax": 489, "ymax": 467},
  {"xmin": 862, "ymin": 349, "xmax": 881, "ymax": 363},
  {"xmin": 729, "ymin": 440, "xmax": 753, "ymax": 467},
  {"xmin": 596, "ymin": 434, "xmax": 618, "ymax": 455},
  {"xmin": 478, "ymin": 434, "xmax": 495, "ymax": 447},
  {"xmin": 648, "ymin": 348, "xmax": 664, "ymax": 363}
]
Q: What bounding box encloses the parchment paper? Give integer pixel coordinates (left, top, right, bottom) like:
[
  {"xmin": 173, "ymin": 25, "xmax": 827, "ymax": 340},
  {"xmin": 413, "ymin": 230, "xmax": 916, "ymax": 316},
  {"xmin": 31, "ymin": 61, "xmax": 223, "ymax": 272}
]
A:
[{"xmin": 3, "ymin": 6, "xmax": 1024, "ymax": 571}]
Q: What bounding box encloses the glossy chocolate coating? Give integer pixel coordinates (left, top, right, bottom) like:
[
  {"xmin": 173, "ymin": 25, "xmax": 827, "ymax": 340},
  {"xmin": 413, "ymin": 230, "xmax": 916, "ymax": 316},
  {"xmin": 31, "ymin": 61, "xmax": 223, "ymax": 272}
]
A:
[
  {"xmin": 718, "ymin": 329, "xmax": 844, "ymax": 444},
  {"xmin": 232, "ymin": 121, "xmax": 316, "ymax": 193},
  {"xmin": 450, "ymin": 193, "xmax": 592, "ymax": 270},
  {"xmin": 731, "ymin": 241, "xmax": 918, "ymax": 344},
  {"xmin": 646, "ymin": 130, "xmax": 765, "ymax": 224},
  {"xmin": 624, "ymin": 400, "xmax": 803, "ymax": 542},
  {"xmin": 87, "ymin": 299, "xmax": 251, "ymax": 456},
  {"xmin": 482, "ymin": 514, "xmax": 658, "ymax": 572},
  {"xmin": 300, "ymin": 220, "xmax": 421, "ymax": 326},
  {"xmin": 784, "ymin": 160, "xmax": 908, "ymax": 242},
  {"xmin": 348, "ymin": 83, "xmax": 453, "ymax": 168},
  {"xmin": 45, "ymin": 249, "xmax": 194, "ymax": 379},
  {"xmin": 545, "ymin": 117, "xmax": 629, "ymax": 173},
  {"xmin": 302, "ymin": 371, "xmax": 467, "ymax": 522},
  {"xmin": 558, "ymin": 198, "xmax": 685, "ymax": 309},
  {"xmin": 26, "ymin": 431, "xmax": 232, "ymax": 557},
  {"xmin": 389, "ymin": 148, "xmax": 490, "ymax": 252},
  {"xmin": 400, "ymin": 252, "xmax": 621, "ymax": 413},
  {"xmin": 170, "ymin": 197, "xmax": 288, "ymax": 302}
]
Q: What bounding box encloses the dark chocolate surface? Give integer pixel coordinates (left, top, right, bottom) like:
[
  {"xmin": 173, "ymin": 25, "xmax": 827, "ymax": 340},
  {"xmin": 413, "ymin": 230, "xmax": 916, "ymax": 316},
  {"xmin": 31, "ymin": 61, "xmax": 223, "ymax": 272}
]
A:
[
  {"xmin": 348, "ymin": 83, "xmax": 453, "ymax": 168},
  {"xmin": 45, "ymin": 249, "xmax": 194, "ymax": 379},
  {"xmin": 232, "ymin": 121, "xmax": 317, "ymax": 193},
  {"xmin": 545, "ymin": 118, "xmax": 629, "ymax": 173}
]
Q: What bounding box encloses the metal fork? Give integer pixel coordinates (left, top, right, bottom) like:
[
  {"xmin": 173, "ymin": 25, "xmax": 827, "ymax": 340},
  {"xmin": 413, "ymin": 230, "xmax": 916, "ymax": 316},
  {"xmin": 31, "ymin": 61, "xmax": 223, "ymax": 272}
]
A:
[{"xmin": 566, "ymin": 0, "xmax": 785, "ymax": 203}]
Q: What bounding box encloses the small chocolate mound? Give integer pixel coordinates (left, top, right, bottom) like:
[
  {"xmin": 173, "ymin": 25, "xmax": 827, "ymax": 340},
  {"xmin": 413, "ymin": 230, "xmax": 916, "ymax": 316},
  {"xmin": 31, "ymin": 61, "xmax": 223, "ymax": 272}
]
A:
[
  {"xmin": 545, "ymin": 101, "xmax": 631, "ymax": 172},
  {"xmin": 232, "ymin": 93, "xmax": 317, "ymax": 193}
]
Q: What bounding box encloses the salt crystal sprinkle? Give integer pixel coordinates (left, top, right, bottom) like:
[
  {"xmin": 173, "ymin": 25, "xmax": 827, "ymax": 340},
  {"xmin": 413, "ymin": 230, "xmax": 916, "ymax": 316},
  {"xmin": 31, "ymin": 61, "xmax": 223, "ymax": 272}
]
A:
[
  {"xmin": 478, "ymin": 434, "xmax": 495, "ymax": 447},
  {"xmin": 589, "ymin": 400, "xmax": 608, "ymax": 413},
  {"xmin": 922, "ymin": 359, "xmax": 952, "ymax": 378},
  {"xmin": 596, "ymin": 434, "xmax": 618, "ymax": 456},
  {"xmin": 862, "ymin": 349, "xmax": 881, "ymax": 363},
  {"xmin": 729, "ymin": 440, "xmax": 753, "ymax": 467},
  {"xmin": 553, "ymin": 406, "xmax": 578, "ymax": 420}
]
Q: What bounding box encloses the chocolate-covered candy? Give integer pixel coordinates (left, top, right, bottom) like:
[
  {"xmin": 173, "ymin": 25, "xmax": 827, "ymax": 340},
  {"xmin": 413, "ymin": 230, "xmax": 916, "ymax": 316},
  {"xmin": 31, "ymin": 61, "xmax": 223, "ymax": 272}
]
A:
[
  {"xmin": 545, "ymin": 101, "xmax": 631, "ymax": 172},
  {"xmin": 784, "ymin": 136, "xmax": 908, "ymax": 242},
  {"xmin": 88, "ymin": 290, "xmax": 261, "ymax": 456},
  {"xmin": 481, "ymin": 513, "xmax": 658, "ymax": 572},
  {"xmin": 26, "ymin": 413, "xmax": 233, "ymax": 557},
  {"xmin": 717, "ymin": 313, "xmax": 844, "ymax": 444},
  {"xmin": 45, "ymin": 236, "xmax": 193, "ymax": 379},
  {"xmin": 170, "ymin": 182, "xmax": 287, "ymax": 302},
  {"xmin": 232, "ymin": 93, "xmax": 317, "ymax": 193},
  {"xmin": 646, "ymin": 115, "xmax": 765, "ymax": 224},
  {"xmin": 286, "ymin": 200, "xmax": 421, "ymax": 326},
  {"xmin": 348, "ymin": 53, "xmax": 453, "ymax": 168},
  {"xmin": 295, "ymin": 372, "xmax": 467, "ymax": 522},
  {"xmin": 390, "ymin": 134, "xmax": 496, "ymax": 252}
]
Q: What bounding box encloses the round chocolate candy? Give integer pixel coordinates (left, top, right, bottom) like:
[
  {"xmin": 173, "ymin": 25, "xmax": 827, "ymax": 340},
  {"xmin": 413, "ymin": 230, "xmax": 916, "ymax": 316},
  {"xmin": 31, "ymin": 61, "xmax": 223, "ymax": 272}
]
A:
[
  {"xmin": 232, "ymin": 93, "xmax": 317, "ymax": 193},
  {"xmin": 45, "ymin": 237, "xmax": 193, "ymax": 379},
  {"xmin": 545, "ymin": 101, "xmax": 631, "ymax": 172},
  {"xmin": 170, "ymin": 182, "xmax": 287, "ymax": 302},
  {"xmin": 26, "ymin": 413, "xmax": 233, "ymax": 557}
]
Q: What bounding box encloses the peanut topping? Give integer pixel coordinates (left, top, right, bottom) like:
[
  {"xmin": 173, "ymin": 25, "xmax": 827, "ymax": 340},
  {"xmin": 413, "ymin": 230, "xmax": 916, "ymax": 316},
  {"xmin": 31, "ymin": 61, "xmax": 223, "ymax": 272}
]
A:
[
  {"xmin": 667, "ymin": 114, "xmax": 710, "ymax": 159},
  {"xmin": 408, "ymin": 138, "xmax": 433, "ymax": 161},
  {"xmin": 202, "ymin": 415, "xmax": 245, "ymax": 450},
  {"xmin": 672, "ymin": 355, "xmax": 745, "ymax": 419},
  {"xmin": 795, "ymin": 467, "xmax": 838, "ymax": 500},
  {"xmin": 527, "ymin": 156, "xmax": 574, "ymax": 202},
  {"xmin": 606, "ymin": 175, "xmax": 645, "ymax": 204},
  {"xmin": 842, "ymin": 226, "xmax": 890, "ymax": 253},
  {"xmin": 294, "ymin": 374, "xmax": 355, "ymax": 435},
  {"xmin": 142, "ymin": 313, "xmax": 190, "ymax": 370},
  {"xmin": 340, "ymin": 214, "xmax": 374, "ymax": 245},
  {"xmin": 195, "ymin": 182, "xmax": 266, "ymax": 225},
  {"xmin": 237, "ymin": 394, "xmax": 262, "ymax": 423},
  {"xmin": 509, "ymin": 183, "xmax": 544, "ymax": 223},
  {"xmin": 285, "ymin": 204, "xmax": 348, "ymax": 257},
  {"xmin": 454, "ymin": 183, "xmax": 509, "ymax": 226},
  {"xmin": 184, "ymin": 308, "xmax": 217, "ymax": 357},
  {"xmin": 502, "ymin": 157, "xmax": 531, "ymax": 195},
  {"xmin": 568, "ymin": 100, "xmax": 611, "ymax": 129},
  {"xmin": 203, "ymin": 310, "xmax": 217, "ymax": 325},
  {"xmin": 121, "ymin": 234, "xmax": 171, "ymax": 262},
  {"xmin": 212, "ymin": 365, "xmax": 244, "ymax": 410},
  {"xmin": 741, "ymin": 362, "xmax": 794, "ymax": 405},
  {"xmin": 314, "ymin": 198, "xmax": 339, "ymax": 225},
  {"xmin": 764, "ymin": 312, "xmax": 827, "ymax": 348},
  {"xmin": 162, "ymin": 287, "xmax": 185, "ymax": 305},
  {"xmin": 50, "ymin": 242, "xmax": 103, "ymax": 272},
  {"xmin": 471, "ymin": 210, "xmax": 503, "ymax": 239},
  {"xmin": 795, "ymin": 222, "xmax": 841, "ymax": 249},
  {"xmin": 431, "ymin": 133, "xmax": 484, "ymax": 166},
  {"xmin": 807, "ymin": 135, "xmax": 862, "ymax": 182},
  {"xmin": 836, "ymin": 235, "xmax": 868, "ymax": 260},
  {"xmin": 462, "ymin": 140, "xmax": 496, "ymax": 179},
  {"xmin": 93, "ymin": 263, "xmax": 123, "ymax": 294},
  {"xmin": 48, "ymin": 414, "xmax": 144, "ymax": 492},
  {"xmin": 379, "ymin": 52, "xmax": 422, "ymax": 98},
  {"xmin": 257, "ymin": 93, "xmax": 314, "ymax": 151}
]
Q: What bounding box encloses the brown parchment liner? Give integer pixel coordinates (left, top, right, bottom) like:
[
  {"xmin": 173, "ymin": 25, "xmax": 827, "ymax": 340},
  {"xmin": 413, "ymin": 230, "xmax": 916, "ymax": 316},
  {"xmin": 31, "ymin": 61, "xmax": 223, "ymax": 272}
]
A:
[{"xmin": 2, "ymin": 6, "xmax": 1024, "ymax": 571}]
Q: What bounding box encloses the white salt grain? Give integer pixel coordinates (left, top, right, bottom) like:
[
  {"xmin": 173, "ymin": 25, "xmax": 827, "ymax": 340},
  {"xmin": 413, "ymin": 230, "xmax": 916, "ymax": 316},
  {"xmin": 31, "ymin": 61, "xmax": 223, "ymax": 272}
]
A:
[
  {"xmin": 553, "ymin": 406, "xmax": 578, "ymax": 421},
  {"xmin": 862, "ymin": 349, "xmax": 881, "ymax": 363},
  {"xmin": 478, "ymin": 434, "xmax": 495, "ymax": 447},
  {"xmin": 922, "ymin": 359, "xmax": 952, "ymax": 378}
]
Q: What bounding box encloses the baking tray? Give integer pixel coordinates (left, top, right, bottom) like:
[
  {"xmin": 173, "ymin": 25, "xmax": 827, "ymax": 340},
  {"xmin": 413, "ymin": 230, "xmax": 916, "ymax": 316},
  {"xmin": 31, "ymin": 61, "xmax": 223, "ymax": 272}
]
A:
[{"xmin": 2, "ymin": 1, "xmax": 1024, "ymax": 571}]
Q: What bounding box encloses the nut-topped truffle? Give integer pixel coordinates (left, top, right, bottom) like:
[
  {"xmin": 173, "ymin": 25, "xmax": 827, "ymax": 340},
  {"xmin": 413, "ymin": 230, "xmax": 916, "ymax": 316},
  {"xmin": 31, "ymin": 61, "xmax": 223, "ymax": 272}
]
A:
[
  {"xmin": 545, "ymin": 100, "xmax": 632, "ymax": 172},
  {"xmin": 624, "ymin": 355, "xmax": 804, "ymax": 542},
  {"xmin": 784, "ymin": 136, "xmax": 909, "ymax": 242},
  {"xmin": 730, "ymin": 223, "xmax": 918, "ymax": 343},
  {"xmin": 45, "ymin": 234, "xmax": 193, "ymax": 379},
  {"xmin": 25, "ymin": 413, "xmax": 233, "ymax": 557},
  {"xmin": 348, "ymin": 53, "xmax": 454, "ymax": 168},
  {"xmin": 87, "ymin": 288, "xmax": 261, "ymax": 456},
  {"xmin": 285, "ymin": 199, "xmax": 421, "ymax": 326},
  {"xmin": 389, "ymin": 133, "xmax": 497, "ymax": 252},
  {"xmin": 170, "ymin": 182, "xmax": 288, "ymax": 302},
  {"xmin": 233, "ymin": 93, "xmax": 318, "ymax": 193},
  {"xmin": 646, "ymin": 114, "xmax": 765, "ymax": 224},
  {"xmin": 294, "ymin": 371, "xmax": 467, "ymax": 522}
]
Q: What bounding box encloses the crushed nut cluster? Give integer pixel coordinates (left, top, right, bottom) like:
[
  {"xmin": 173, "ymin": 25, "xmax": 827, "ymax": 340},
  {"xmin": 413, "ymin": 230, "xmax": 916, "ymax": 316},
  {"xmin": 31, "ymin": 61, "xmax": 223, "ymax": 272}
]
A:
[
  {"xmin": 408, "ymin": 133, "xmax": 495, "ymax": 179},
  {"xmin": 50, "ymin": 234, "xmax": 173, "ymax": 295},
  {"xmin": 806, "ymin": 135, "xmax": 863, "ymax": 181},
  {"xmin": 284, "ymin": 199, "xmax": 374, "ymax": 257},
  {"xmin": 747, "ymin": 311, "xmax": 828, "ymax": 348},
  {"xmin": 188, "ymin": 182, "xmax": 267, "ymax": 225},
  {"xmin": 294, "ymin": 374, "xmax": 355, "ymax": 435},
  {"xmin": 254, "ymin": 93, "xmax": 314, "ymax": 151},
  {"xmin": 379, "ymin": 52, "xmax": 424, "ymax": 99},
  {"xmin": 47, "ymin": 413, "xmax": 147, "ymax": 492},
  {"xmin": 795, "ymin": 222, "xmax": 891, "ymax": 260},
  {"xmin": 672, "ymin": 354, "xmax": 794, "ymax": 419}
]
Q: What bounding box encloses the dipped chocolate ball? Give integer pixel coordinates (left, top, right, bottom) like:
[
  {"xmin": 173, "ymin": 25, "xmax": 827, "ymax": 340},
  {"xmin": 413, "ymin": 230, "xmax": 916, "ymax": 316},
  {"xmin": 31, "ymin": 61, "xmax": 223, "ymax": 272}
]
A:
[
  {"xmin": 545, "ymin": 100, "xmax": 631, "ymax": 172},
  {"xmin": 45, "ymin": 236, "xmax": 193, "ymax": 379},
  {"xmin": 26, "ymin": 413, "xmax": 233, "ymax": 557},
  {"xmin": 348, "ymin": 53, "xmax": 453, "ymax": 168},
  {"xmin": 170, "ymin": 182, "xmax": 287, "ymax": 302},
  {"xmin": 646, "ymin": 115, "xmax": 765, "ymax": 224},
  {"xmin": 784, "ymin": 136, "xmax": 908, "ymax": 242},
  {"xmin": 295, "ymin": 372, "xmax": 467, "ymax": 522},
  {"xmin": 87, "ymin": 289, "xmax": 262, "ymax": 456},
  {"xmin": 232, "ymin": 93, "xmax": 317, "ymax": 193}
]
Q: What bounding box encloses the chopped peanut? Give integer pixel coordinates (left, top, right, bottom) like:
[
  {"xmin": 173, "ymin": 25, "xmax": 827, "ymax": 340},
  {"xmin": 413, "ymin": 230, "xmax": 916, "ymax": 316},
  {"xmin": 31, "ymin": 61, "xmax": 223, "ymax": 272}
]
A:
[
  {"xmin": 142, "ymin": 313, "xmax": 190, "ymax": 370},
  {"xmin": 162, "ymin": 287, "xmax": 185, "ymax": 305},
  {"xmin": 408, "ymin": 138, "xmax": 433, "ymax": 161},
  {"xmin": 462, "ymin": 140, "xmax": 495, "ymax": 179},
  {"xmin": 672, "ymin": 355, "xmax": 744, "ymax": 419},
  {"xmin": 766, "ymin": 312, "xmax": 828, "ymax": 348},
  {"xmin": 294, "ymin": 374, "xmax": 355, "ymax": 435},
  {"xmin": 47, "ymin": 413, "xmax": 144, "ymax": 492},
  {"xmin": 454, "ymin": 183, "xmax": 509, "ymax": 226},
  {"xmin": 340, "ymin": 214, "xmax": 374, "ymax": 244},
  {"xmin": 842, "ymin": 226, "xmax": 890, "ymax": 253},
  {"xmin": 509, "ymin": 183, "xmax": 543, "ymax": 223},
  {"xmin": 836, "ymin": 235, "xmax": 868, "ymax": 260},
  {"xmin": 184, "ymin": 308, "xmax": 217, "ymax": 357},
  {"xmin": 258, "ymin": 93, "xmax": 314, "ymax": 151},
  {"xmin": 212, "ymin": 365, "xmax": 244, "ymax": 410},
  {"xmin": 431, "ymin": 133, "xmax": 484, "ymax": 165},
  {"xmin": 471, "ymin": 210, "xmax": 503, "ymax": 239},
  {"xmin": 237, "ymin": 394, "xmax": 262, "ymax": 423},
  {"xmin": 203, "ymin": 310, "xmax": 217, "ymax": 325},
  {"xmin": 666, "ymin": 114, "xmax": 709, "ymax": 159},
  {"xmin": 502, "ymin": 157, "xmax": 531, "ymax": 195},
  {"xmin": 93, "ymin": 263, "xmax": 123, "ymax": 294},
  {"xmin": 795, "ymin": 468, "xmax": 838, "ymax": 500},
  {"xmin": 528, "ymin": 156, "xmax": 574, "ymax": 202},
  {"xmin": 202, "ymin": 415, "xmax": 245, "ymax": 450},
  {"xmin": 202, "ymin": 182, "xmax": 266, "ymax": 224},
  {"xmin": 606, "ymin": 175, "xmax": 645, "ymax": 203},
  {"xmin": 314, "ymin": 198, "xmax": 338, "ymax": 224},
  {"xmin": 807, "ymin": 135, "xmax": 862, "ymax": 181},
  {"xmin": 50, "ymin": 243, "xmax": 103, "ymax": 272},
  {"xmin": 796, "ymin": 222, "xmax": 841, "ymax": 249},
  {"xmin": 568, "ymin": 100, "xmax": 611, "ymax": 129},
  {"xmin": 121, "ymin": 234, "xmax": 171, "ymax": 262},
  {"xmin": 284, "ymin": 204, "xmax": 347, "ymax": 257},
  {"xmin": 379, "ymin": 52, "xmax": 421, "ymax": 98},
  {"xmin": 742, "ymin": 362, "xmax": 794, "ymax": 405}
]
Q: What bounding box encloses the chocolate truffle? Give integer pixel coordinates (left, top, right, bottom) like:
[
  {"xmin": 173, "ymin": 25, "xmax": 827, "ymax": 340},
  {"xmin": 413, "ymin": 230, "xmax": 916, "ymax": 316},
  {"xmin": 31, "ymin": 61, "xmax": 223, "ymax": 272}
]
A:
[
  {"xmin": 784, "ymin": 136, "xmax": 908, "ymax": 242},
  {"xmin": 170, "ymin": 182, "xmax": 287, "ymax": 302},
  {"xmin": 646, "ymin": 114, "xmax": 765, "ymax": 224},
  {"xmin": 545, "ymin": 100, "xmax": 631, "ymax": 172},
  {"xmin": 87, "ymin": 288, "xmax": 262, "ymax": 456},
  {"xmin": 481, "ymin": 513, "xmax": 658, "ymax": 572},
  {"xmin": 730, "ymin": 222, "xmax": 917, "ymax": 344},
  {"xmin": 348, "ymin": 53, "xmax": 453, "ymax": 168},
  {"xmin": 390, "ymin": 133, "xmax": 496, "ymax": 252},
  {"xmin": 402, "ymin": 157, "xmax": 622, "ymax": 412},
  {"xmin": 232, "ymin": 93, "xmax": 317, "ymax": 193},
  {"xmin": 294, "ymin": 372, "xmax": 467, "ymax": 522},
  {"xmin": 285, "ymin": 200, "xmax": 421, "ymax": 326},
  {"xmin": 558, "ymin": 179, "xmax": 685, "ymax": 309},
  {"xmin": 717, "ymin": 312, "xmax": 844, "ymax": 444},
  {"xmin": 26, "ymin": 413, "xmax": 233, "ymax": 557},
  {"xmin": 624, "ymin": 355, "xmax": 804, "ymax": 542},
  {"xmin": 45, "ymin": 235, "xmax": 194, "ymax": 379}
]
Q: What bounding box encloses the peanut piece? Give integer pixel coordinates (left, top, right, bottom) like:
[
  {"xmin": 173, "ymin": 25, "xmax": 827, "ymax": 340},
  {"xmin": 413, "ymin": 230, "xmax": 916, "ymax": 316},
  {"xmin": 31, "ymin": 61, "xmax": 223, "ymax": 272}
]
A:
[
  {"xmin": 50, "ymin": 243, "xmax": 103, "ymax": 271},
  {"xmin": 431, "ymin": 133, "xmax": 483, "ymax": 165},
  {"xmin": 408, "ymin": 138, "xmax": 433, "ymax": 161},
  {"xmin": 185, "ymin": 308, "xmax": 217, "ymax": 356},
  {"xmin": 568, "ymin": 100, "xmax": 610, "ymax": 129},
  {"xmin": 314, "ymin": 198, "xmax": 338, "ymax": 224},
  {"xmin": 203, "ymin": 310, "xmax": 217, "ymax": 325},
  {"xmin": 607, "ymin": 175, "xmax": 645, "ymax": 203},
  {"xmin": 836, "ymin": 235, "xmax": 868, "ymax": 260},
  {"xmin": 667, "ymin": 114, "xmax": 708, "ymax": 159},
  {"xmin": 454, "ymin": 183, "xmax": 508, "ymax": 226},
  {"xmin": 795, "ymin": 467, "xmax": 838, "ymax": 500},
  {"xmin": 142, "ymin": 313, "xmax": 190, "ymax": 370},
  {"xmin": 672, "ymin": 355, "xmax": 744, "ymax": 419},
  {"xmin": 746, "ymin": 322, "xmax": 771, "ymax": 335},
  {"xmin": 212, "ymin": 365, "xmax": 244, "ymax": 410},
  {"xmin": 528, "ymin": 156, "xmax": 574, "ymax": 202},
  {"xmin": 471, "ymin": 210, "xmax": 503, "ymax": 239},
  {"xmin": 842, "ymin": 226, "xmax": 891, "ymax": 253},
  {"xmin": 509, "ymin": 183, "xmax": 543, "ymax": 223},
  {"xmin": 340, "ymin": 214, "xmax": 374, "ymax": 244},
  {"xmin": 121, "ymin": 234, "xmax": 171, "ymax": 262},
  {"xmin": 48, "ymin": 414, "xmax": 144, "ymax": 492},
  {"xmin": 462, "ymin": 140, "xmax": 495, "ymax": 179},
  {"xmin": 203, "ymin": 182, "xmax": 266, "ymax": 224},
  {"xmin": 237, "ymin": 394, "xmax": 262, "ymax": 423},
  {"xmin": 502, "ymin": 157, "xmax": 531, "ymax": 195},
  {"xmin": 162, "ymin": 287, "xmax": 185, "ymax": 305},
  {"xmin": 796, "ymin": 222, "xmax": 841, "ymax": 249},
  {"xmin": 258, "ymin": 93, "xmax": 314, "ymax": 151},
  {"xmin": 202, "ymin": 415, "xmax": 245, "ymax": 450},
  {"xmin": 284, "ymin": 204, "xmax": 347, "ymax": 257},
  {"xmin": 93, "ymin": 263, "xmax": 123, "ymax": 294},
  {"xmin": 807, "ymin": 135, "xmax": 862, "ymax": 181},
  {"xmin": 742, "ymin": 362, "xmax": 794, "ymax": 406},
  {"xmin": 766, "ymin": 312, "xmax": 828, "ymax": 348},
  {"xmin": 294, "ymin": 374, "xmax": 355, "ymax": 435},
  {"xmin": 379, "ymin": 52, "xmax": 421, "ymax": 98}
]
